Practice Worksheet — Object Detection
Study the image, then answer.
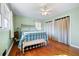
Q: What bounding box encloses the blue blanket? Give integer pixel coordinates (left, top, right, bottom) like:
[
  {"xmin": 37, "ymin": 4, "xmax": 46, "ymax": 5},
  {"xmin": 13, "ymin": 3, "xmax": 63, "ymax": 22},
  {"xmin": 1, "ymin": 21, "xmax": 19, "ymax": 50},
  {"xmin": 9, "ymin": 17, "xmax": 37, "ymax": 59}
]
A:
[{"xmin": 18, "ymin": 31, "xmax": 48, "ymax": 48}]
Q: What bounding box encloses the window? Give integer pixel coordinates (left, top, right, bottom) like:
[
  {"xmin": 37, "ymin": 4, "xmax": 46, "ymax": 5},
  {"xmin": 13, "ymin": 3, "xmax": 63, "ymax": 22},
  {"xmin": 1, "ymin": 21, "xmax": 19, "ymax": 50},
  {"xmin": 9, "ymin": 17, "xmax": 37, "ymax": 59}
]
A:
[
  {"xmin": 35, "ymin": 22, "xmax": 41, "ymax": 30},
  {"xmin": 0, "ymin": 4, "xmax": 9, "ymax": 29},
  {"xmin": 3, "ymin": 18, "xmax": 8, "ymax": 29}
]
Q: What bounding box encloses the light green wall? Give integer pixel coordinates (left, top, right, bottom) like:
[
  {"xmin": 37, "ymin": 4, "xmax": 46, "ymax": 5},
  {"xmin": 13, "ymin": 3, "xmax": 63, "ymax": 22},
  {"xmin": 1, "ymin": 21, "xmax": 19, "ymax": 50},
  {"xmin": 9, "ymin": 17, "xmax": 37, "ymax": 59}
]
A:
[
  {"xmin": 44, "ymin": 7, "xmax": 79, "ymax": 47},
  {"xmin": 0, "ymin": 30, "xmax": 12, "ymax": 55},
  {"xmin": 13, "ymin": 16, "xmax": 42, "ymax": 31},
  {"xmin": 0, "ymin": 4, "xmax": 13, "ymax": 55}
]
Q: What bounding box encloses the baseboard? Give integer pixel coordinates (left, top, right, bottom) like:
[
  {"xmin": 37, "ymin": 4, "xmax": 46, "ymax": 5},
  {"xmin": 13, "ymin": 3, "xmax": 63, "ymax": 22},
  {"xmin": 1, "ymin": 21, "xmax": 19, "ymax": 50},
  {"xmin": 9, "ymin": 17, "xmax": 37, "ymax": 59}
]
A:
[
  {"xmin": 70, "ymin": 44, "xmax": 79, "ymax": 49},
  {"xmin": 6, "ymin": 42, "xmax": 14, "ymax": 56}
]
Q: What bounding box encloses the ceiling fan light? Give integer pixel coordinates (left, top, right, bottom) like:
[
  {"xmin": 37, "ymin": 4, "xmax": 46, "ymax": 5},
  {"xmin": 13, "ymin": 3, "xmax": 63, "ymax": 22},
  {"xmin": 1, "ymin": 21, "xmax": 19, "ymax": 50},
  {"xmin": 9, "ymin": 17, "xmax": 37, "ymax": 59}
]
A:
[
  {"xmin": 40, "ymin": 8, "xmax": 45, "ymax": 12},
  {"xmin": 41, "ymin": 11, "xmax": 48, "ymax": 16},
  {"xmin": 40, "ymin": 4, "xmax": 51, "ymax": 16}
]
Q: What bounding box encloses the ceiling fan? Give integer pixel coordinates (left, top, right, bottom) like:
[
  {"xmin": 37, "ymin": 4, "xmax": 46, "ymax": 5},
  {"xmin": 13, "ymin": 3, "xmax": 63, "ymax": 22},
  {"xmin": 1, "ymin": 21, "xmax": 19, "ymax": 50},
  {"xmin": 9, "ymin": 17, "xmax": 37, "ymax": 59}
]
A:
[{"xmin": 40, "ymin": 3, "xmax": 51, "ymax": 16}]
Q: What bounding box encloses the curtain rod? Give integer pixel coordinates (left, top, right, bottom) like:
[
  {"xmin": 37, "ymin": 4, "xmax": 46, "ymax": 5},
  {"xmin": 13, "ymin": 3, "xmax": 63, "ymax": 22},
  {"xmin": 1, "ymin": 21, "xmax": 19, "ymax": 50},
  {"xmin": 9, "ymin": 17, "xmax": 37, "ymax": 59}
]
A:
[
  {"xmin": 45, "ymin": 20, "xmax": 53, "ymax": 23},
  {"xmin": 55, "ymin": 16, "xmax": 69, "ymax": 21},
  {"xmin": 45, "ymin": 16, "xmax": 69, "ymax": 23}
]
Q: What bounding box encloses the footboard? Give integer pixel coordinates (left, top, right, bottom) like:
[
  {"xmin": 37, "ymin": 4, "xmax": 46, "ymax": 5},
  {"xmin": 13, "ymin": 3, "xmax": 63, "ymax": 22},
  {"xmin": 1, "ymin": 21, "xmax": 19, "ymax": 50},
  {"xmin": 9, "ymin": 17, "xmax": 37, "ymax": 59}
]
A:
[
  {"xmin": 22, "ymin": 39, "xmax": 47, "ymax": 53},
  {"xmin": 18, "ymin": 31, "xmax": 48, "ymax": 53}
]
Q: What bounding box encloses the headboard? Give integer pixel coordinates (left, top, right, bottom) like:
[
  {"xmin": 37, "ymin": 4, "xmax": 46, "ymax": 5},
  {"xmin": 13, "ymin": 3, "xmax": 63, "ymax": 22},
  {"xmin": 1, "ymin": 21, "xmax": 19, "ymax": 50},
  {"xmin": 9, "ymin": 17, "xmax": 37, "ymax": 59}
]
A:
[{"xmin": 20, "ymin": 24, "xmax": 37, "ymax": 32}]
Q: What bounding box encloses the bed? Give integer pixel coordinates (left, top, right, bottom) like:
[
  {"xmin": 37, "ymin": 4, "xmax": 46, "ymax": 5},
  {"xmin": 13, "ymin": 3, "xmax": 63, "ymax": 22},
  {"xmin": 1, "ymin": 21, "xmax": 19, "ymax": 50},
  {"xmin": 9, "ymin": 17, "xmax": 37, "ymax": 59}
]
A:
[{"xmin": 18, "ymin": 25, "xmax": 48, "ymax": 53}]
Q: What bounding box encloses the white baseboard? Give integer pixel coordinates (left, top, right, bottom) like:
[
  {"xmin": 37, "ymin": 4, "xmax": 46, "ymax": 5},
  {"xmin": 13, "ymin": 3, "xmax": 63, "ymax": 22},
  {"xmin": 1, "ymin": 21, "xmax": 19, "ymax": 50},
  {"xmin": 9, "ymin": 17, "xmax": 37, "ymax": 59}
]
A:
[
  {"xmin": 70, "ymin": 44, "xmax": 79, "ymax": 49},
  {"xmin": 6, "ymin": 42, "xmax": 14, "ymax": 56}
]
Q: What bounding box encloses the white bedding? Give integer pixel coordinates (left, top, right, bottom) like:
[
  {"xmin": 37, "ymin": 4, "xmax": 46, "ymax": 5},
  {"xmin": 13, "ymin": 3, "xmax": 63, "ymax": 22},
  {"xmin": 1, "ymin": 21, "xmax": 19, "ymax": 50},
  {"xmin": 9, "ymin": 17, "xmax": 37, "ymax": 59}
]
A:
[{"xmin": 23, "ymin": 39, "xmax": 46, "ymax": 47}]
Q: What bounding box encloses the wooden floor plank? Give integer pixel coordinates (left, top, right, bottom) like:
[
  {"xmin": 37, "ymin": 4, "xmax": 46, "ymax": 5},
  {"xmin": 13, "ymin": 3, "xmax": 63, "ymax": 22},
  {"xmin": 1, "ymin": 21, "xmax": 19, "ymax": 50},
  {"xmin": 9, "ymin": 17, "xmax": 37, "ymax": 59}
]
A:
[{"xmin": 9, "ymin": 39, "xmax": 79, "ymax": 56}]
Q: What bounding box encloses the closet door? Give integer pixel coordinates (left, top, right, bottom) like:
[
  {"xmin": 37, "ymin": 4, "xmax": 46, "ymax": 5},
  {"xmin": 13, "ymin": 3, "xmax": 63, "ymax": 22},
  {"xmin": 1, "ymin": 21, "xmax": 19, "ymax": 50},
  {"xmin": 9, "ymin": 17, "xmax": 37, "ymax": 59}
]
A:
[
  {"xmin": 54, "ymin": 16, "xmax": 70, "ymax": 45},
  {"xmin": 47, "ymin": 22, "xmax": 52, "ymax": 40},
  {"xmin": 54, "ymin": 20, "xmax": 59, "ymax": 41},
  {"xmin": 51, "ymin": 21, "xmax": 54, "ymax": 40},
  {"xmin": 54, "ymin": 19, "xmax": 63, "ymax": 42},
  {"xmin": 44, "ymin": 21, "xmax": 54, "ymax": 40},
  {"xmin": 62, "ymin": 17, "xmax": 70, "ymax": 45},
  {"xmin": 57, "ymin": 19, "xmax": 63, "ymax": 42}
]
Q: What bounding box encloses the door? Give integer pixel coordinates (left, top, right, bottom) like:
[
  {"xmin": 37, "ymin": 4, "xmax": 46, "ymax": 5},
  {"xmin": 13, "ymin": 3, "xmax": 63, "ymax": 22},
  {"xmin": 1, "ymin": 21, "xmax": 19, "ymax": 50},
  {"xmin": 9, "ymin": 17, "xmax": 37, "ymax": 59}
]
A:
[
  {"xmin": 54, "ymin": 19, "xmax": 63, "ymax": 42},
  {"xmin": 54, "ymin": 20, "xmax": 59, "ymax": 41},
  {"xmin": 57, "ymin": 19, "xmax": 63, "ymax": 42},
  {"xmin": 62, "ymin": 17, "xmax": 70, "ymax": 45},
  {"xmin": 44, "ymin": 21, "xmax": 53, "ymax": 40},
  {"xmin": 46, "ymin": 22, "xmax": 52, "ymax": 40},
  {"xmin": 54, "ymin": 16, "xmax": 70, "ymax": 45}
]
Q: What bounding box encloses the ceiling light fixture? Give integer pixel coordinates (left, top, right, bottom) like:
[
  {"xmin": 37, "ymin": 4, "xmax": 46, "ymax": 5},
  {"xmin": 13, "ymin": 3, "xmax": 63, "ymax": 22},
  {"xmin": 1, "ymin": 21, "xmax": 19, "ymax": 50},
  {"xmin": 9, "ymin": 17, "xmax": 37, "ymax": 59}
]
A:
[{"xmin": 40, "ymin": 3, "xmax": 51, "ymax": 16}]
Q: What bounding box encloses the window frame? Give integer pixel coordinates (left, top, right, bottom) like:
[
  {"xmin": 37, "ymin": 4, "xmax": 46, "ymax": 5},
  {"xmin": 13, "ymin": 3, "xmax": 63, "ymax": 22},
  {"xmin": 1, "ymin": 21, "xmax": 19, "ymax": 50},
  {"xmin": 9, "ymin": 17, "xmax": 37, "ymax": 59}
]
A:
[{"xmin": 35, "ymin": 22, "xmax": 41, "ymax": 30}]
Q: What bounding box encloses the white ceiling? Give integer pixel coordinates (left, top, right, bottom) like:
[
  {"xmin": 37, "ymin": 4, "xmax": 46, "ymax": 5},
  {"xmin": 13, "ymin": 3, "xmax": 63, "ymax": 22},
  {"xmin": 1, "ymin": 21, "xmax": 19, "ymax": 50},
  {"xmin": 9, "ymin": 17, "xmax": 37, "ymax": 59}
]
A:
[{"xmin": 8, "ymin": 3, "xmax": 79, "ymax": 20}]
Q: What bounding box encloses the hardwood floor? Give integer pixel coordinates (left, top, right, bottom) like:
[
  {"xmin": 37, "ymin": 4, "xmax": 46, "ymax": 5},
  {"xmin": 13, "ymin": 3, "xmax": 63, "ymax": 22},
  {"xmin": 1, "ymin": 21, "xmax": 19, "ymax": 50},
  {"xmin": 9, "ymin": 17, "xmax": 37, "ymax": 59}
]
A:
[{"xmin": 9, "ymin": 39, "xmax": 79, "ymax": 56}]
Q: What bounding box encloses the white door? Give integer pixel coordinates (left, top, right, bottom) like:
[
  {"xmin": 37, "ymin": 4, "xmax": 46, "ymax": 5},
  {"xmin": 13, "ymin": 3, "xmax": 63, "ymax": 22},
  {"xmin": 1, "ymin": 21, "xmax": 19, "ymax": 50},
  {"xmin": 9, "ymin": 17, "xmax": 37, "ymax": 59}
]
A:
[
  {"xmin": 54, "ymin": 20, "xmax": 59, "ymax": 41},
  {"xmin": 44, "ymin": 21, "xmax": 53, "ymax": 40},
  {"xmin": 62, "ymin": 17, "xmax": 70, "ymax": 45},
  {"xmin": 57, "ymin": 19, "xmax": 63, "ymax": 42},
  {"xmin": 54, "ymin": 16, "xmax": 70, "ymax": 45}
]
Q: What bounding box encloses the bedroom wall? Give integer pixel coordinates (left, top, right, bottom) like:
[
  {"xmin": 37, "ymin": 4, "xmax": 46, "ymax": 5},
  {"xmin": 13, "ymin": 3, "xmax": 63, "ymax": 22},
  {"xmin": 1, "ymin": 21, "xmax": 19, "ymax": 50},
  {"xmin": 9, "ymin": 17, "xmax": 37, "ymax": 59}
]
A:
[
  {"xmin": 0, "ymin": 30, "xmax": 8, "ymax": 55},
  {"xmin": 0, "ymin": 4, "xmax": 13, "ymax": 56},
  {"xmin": 13, "ymin": 16, "xmax": 43, "ymax": 31},
  {"xmin": 0, "ymin": 30, "xmax": 13, "ymax": 56},
  {"xmin": 43, "ymin": 6, "xmax": 79, "ymax": 48}
]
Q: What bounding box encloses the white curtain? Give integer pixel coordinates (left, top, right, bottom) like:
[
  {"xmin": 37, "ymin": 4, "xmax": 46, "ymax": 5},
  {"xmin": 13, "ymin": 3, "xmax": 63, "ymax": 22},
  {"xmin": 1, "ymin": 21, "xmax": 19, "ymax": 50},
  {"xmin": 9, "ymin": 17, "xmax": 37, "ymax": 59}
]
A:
[
  {"xmin": 43, "ymin": 21, "xmax": 53, "ymax": 40},
  {"xmin": 54, "ymin": 16, "xmax": 70, "ymax": 45}
]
